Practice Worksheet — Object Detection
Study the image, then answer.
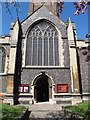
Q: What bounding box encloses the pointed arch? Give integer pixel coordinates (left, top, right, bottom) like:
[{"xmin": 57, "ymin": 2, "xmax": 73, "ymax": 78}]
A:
[
  {"xmin": 31, "ymin": 72, "xmax": 55, "ymax": 86},
  {"xmin": 0, "ymin": 47, "xmax": 7, "ymax": 73},
  {"xmin": 25, "ymin": 19, "xmax": 64, "ymax": 67},
  {"xmin": 31, "ymin": 72, "xmax": 55, "ymax": 101}
]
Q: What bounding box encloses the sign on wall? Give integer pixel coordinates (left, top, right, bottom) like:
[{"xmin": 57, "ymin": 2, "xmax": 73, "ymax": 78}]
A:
[
  {"xmin": 57, "ymin": 84, "xmax": 68, "ymax": 93},
  {"xmin": 19, "ymin": 84, "xmax": 29, "ymax": 93},
  {"xmin": 0, "ymin": 94, "xmax": 5, "ymax": 103}
]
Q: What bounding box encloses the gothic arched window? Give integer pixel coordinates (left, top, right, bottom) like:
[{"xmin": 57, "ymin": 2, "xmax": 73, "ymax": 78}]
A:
[
  {"xmin": 26, "ymin": 21, "xmax": 60, "ymax": 66},
  {"xmin": 0, "ymin": 47, "xmax": 6, "ymax": 73}
]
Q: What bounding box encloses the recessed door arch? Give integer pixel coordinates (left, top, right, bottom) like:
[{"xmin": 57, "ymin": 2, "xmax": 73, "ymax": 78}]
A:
[
  {"xmin": 34, "ymin": 76, "xmax": 49, "ymax": 102},
  {"xmin": 32, "ymin": 72, "xmax": 54, "ymax": 102}
]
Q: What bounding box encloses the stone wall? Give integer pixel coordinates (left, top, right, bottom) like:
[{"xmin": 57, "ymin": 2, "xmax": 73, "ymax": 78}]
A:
[
  {"xmin": 21, "ymin": 68, "xmax": 72, "ymax": 93},
  {"xmin": 0, "ymin": 75, "xmax": 7, "ymax": 93},
  {"xmin": 77, "ymin": 49, "xmax": 89, "ymax": 93},
  {"xmin": 63, "ymin": 38, "xmax": 70, "ymax": 67}
]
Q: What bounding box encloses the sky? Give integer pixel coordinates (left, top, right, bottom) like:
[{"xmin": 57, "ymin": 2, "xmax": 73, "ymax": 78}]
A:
[{"xmin": 0, "ymin": 1, "xmax": 89, "ymax": 39}]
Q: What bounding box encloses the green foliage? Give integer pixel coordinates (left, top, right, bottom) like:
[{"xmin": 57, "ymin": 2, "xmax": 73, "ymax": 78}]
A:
[
  {"xmin": 66, "ymin": 102, "xmax": 90, "ymax": 119},
  {"xmin": 0, "ymin": 103, "xmax": 26, "ymax": 120}
]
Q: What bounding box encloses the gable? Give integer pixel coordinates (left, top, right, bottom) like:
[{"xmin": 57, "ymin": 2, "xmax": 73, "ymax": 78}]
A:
[{"xmin": 21, "ymin": 5, "xmax": 67, "ymax": 38}]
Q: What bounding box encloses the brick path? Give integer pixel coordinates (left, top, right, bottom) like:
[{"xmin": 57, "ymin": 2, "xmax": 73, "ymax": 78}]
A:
[{"xmin": 28, "ymin": 102, "xmax": 67, "ymax": 119}]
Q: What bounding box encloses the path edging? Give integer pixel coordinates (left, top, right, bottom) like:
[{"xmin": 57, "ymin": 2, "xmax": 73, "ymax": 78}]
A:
[
  {"xmin": 62, "ymin": 106, "xmax": 87, "ymax": 120},
  {"xmin": 19, "ymin": 107, "xmax": 30, "ymax": 120}
]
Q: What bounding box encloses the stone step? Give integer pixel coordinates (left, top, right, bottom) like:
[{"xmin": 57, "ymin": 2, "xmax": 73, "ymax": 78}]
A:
[
  {"xmin": 29, "ymin": 110, "xmax": 66, "ymax": 119},
  {"xmin": 29, "ymin": 118, "xmax": 66, "ymax": 120},
  {"xmin": 22, "ymin": 102, "xmax": 70, "ymax": 119}
]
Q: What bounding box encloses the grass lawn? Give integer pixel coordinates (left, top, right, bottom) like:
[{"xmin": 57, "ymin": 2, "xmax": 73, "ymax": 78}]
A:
[
  {"xmin": 66, "ymin": 102, "xmax": 90, "ymax": 119},
  {"xmin": 0, "ymin": 103, "xmax": 26, "ymax": 120}
]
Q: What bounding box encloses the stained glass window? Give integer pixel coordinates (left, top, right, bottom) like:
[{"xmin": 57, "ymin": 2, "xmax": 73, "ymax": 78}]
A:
[
  {"xmin": 0, "ymin": 47, "xmax": 6, "ymax": 73},
  {"xmin": 26, "ymin": 21, "xmax": 59, "ymax": 66}
]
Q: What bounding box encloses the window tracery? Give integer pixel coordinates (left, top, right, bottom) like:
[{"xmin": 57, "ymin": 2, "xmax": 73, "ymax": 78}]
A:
[{"xmin": 26, "ymin": 21, "xmax": 60, "ymax": 66}]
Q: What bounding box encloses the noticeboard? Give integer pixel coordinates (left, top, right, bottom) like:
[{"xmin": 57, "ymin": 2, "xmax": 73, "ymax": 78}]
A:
[
  {"xmin": 19, "ymin": 84, "xmax": 29, "ymax": 93},
  {"xmin": 57, "ymin": 84, "xmax": 68, "ymax": 93}
]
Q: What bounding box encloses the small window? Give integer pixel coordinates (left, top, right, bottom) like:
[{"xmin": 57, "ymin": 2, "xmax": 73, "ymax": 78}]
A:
[{"xmin": 0, "ymin": 47, "xmax": 6, "ymax": 73}]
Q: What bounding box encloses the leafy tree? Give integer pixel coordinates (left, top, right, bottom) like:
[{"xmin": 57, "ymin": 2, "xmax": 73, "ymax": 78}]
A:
[{"xmin": 56, "ymin": 0, "xmax": 90, "ymax": 62}]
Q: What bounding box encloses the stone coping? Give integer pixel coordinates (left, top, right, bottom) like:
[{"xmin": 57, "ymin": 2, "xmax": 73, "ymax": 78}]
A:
[
  {"xmin": 54, "ymin": 93, "xmax": 81, "ymax": 96},
  {"xmin": 1, "ymin": 93, "xmax": 90, "ymax": 96},
  {"xmin": 0, "ymin": 73, "xmax": 7, "ymax": 76},
  {"xmin": 54, "ymin": 93, "xmax": 90, "ymax": 96},
  {"xmin": 19, "ymin": 107, "xmax": 30, "ymax": 119},
  {"xmin": 54, "ymin": 98, "xmax": 72, "ymax": 101},
  {"xmin": 3, "ymin": 93, "xmax": 14, "ymax": 96},
  {"xmin": 19, "ymin": 93, "xmax": 33, "ymax": 96}
]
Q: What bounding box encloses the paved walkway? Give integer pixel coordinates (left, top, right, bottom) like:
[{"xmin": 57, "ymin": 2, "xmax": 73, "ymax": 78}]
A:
[{"xmin": 28, "ymin": 102, "xmax": 67, "ymax": 119}]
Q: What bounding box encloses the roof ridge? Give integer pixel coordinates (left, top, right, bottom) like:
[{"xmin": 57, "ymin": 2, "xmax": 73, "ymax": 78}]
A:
[{"xmin": 21, "ymin": 5, "xmax": 44, "ymax": 24}]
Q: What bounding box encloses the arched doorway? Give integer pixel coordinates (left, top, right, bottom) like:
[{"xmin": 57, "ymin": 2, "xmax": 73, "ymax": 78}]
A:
[{"xmin": 34, "ymin": 75, "xmax": 49, "ymax": 102}]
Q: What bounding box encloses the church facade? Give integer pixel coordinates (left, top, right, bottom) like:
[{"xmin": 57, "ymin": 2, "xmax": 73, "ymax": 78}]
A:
[{"xmin": 0, "ymin": 1, "xmax": 89, "ymax": 105}]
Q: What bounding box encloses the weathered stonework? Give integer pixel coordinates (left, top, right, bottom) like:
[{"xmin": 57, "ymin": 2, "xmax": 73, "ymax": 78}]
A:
[
  {"xmin": 0, "ymin": 4, "xmax": 89, "ymax": 105},
  {"xmin": 0, "ymin": 75, "xmax": 7, "ymax": 93},
  {"xmin": 77, "ymin": 49, "xmax": 89, "ymax": 93},
  {"xmin": 21, "ymin": 68, "xmax": 72, "ymax": 93}
]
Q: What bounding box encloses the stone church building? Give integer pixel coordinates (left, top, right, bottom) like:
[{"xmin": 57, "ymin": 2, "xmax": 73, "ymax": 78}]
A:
[{"xmin": 0, "ymin": 0, "xmax": 89, "ymax": 105}]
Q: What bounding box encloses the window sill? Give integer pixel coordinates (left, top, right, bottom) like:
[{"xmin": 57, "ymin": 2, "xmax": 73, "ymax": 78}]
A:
[
  {"xmin": 22, "ymin": 66, "xmax": 70, "ymax": 69},
  {"xmin": 0, "ymin": 73, "xmax": 7, "ymax": 76}
]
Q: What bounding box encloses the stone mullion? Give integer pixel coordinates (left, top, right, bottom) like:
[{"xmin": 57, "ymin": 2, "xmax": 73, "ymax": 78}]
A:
[
  {"xmin": 31, "ymin": 36, "xmax": 33, "ymax": 65},
  {"xmin": 58, "ymin": 35, "xmax": 61, "ymax": 66},
  {"xmin": 4, "ymin": 51, "xmax": 7, "ymax": 73},
  {"xmin": 37, "ymin": 36, "xmax": 38, "ymax": 65},
  {"xmin": 48, "ymin": 36, "xmax": 49, "ymax": 66},
  {"xmin": 6, "ymin": 55, "xmax": 9, "ymax": 73},
  {"xmin": 53, "ymin": 34, "xmax": 55, "ymax": 66},
  {"xmin": 42, "ymin": 34, "xmax": 44, "ymax": 66}
]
